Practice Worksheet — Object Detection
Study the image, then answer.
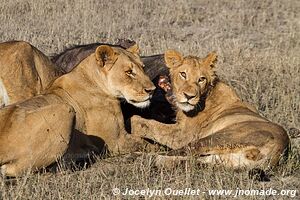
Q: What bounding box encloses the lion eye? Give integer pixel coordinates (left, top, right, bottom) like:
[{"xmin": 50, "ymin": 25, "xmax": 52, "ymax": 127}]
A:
[
  {"xmin": 126, "ymin": 69, "xmax": 136, "ymax": 77},
  {"xmin": 198, "ymin": 76, "xmax": 206, "ymax": 83},
  {"xmin": 179, "ymin": 72, "xmax": 187, "ymax": 79}
]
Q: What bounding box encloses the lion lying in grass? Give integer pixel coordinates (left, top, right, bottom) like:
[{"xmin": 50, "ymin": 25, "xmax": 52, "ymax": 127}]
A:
[
  {"xmin": 131, "ymin": 50, "xmax": 290, "ymax": 168},
  {"xmin": 0, "ymin": 44, "xmax": 155, "ymax": 176}
]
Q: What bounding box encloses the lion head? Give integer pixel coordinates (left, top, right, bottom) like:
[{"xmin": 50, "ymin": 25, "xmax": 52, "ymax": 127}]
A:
[
  {"xmin": 164, "ymin": 50, "xmax": 218, "ymax": 112},
  {"xmin": 94, "ymin": 44, "xmax": 155, "ymax": 108}
]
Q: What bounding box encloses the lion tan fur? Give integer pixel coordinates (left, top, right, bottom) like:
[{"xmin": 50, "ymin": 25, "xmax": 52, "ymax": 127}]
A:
[
  {"xmin": 0, "ymin": 96, "xmax": 75, "ymax": 176},
  {"xmin": 0, "ymin": 44, "xmax": 155, "ymax": 176},
  {"xmin": 47, "ymin": 44, "xmax": 156, "ymax": 155},
  {"xmin": 131, "ymin": 50, "xmax": 290, "ymax": 168},
  {"xmin": 0, "ymin": 41, "xmax": 62, "ymax": 106}
]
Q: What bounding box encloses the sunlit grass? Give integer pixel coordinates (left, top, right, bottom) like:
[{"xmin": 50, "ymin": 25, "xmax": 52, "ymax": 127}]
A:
[{"xmin": 0, "ymin": 0, "xmax": 299, "ymax": 199}]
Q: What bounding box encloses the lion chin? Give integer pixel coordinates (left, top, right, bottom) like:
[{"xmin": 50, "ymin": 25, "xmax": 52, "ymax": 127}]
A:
[
  {"xmin": 176, "ymin": 102, "xmax": 195, "ymax": 112},
  {"xmin": 128, "ymin": 99, "xmax": 151, "ymax": 109}
]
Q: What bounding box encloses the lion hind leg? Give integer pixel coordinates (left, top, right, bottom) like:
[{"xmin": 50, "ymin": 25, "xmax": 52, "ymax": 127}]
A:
[
  {"xmin": 169, "ymin": 145, "xmax": 272, "ymax": 169},
  {"xmin": 0, "ymin": 101, "xmax": 75, "ymax": 177},
  {"xmin": 154, "ymin": 148, "xmax": 266, "ymax": 169},
  {"xmin": 196, "ymin": 149, "xmax": 265, "ymax": 168}
]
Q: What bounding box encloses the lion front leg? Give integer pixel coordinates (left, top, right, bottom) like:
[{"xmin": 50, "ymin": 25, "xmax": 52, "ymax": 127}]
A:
[
  {"xmin": 84, "ymin": 110, "xmax": 158, "ymax": 155},
  {"xmin": 131, "ymin": 115, "xmax": 193, "ymax": 149}
]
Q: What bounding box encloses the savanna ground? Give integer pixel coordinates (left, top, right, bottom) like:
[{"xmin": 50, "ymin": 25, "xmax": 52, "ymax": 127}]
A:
[{"xmin": 0, "ymin": 0, "xmax": 299, "ymax": 199}]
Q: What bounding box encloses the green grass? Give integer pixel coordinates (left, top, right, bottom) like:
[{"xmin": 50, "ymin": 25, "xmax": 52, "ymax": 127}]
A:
[{"xmin": 0, "ymin": 0, "xmax": 299, "ymax": 199}]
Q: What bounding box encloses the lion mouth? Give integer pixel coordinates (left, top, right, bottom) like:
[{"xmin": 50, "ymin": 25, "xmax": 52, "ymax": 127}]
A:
[
  {"xmin": 177, "ymin": 102, "xmax": 196, "ymax": 112},
  {"xmin": 118, "ymin": 92, "xmax": 152, "ymax": 108},
  {"xmin": 178, "ymin": 101, "xmax": 197, "ymax": 106},
  {"xmin": 129, "ymin": 98, "xmax": 150, "ymax": 104},
  {"xmin": 128, "ymin": 98, "xmax": 151, "ymax": 108}
]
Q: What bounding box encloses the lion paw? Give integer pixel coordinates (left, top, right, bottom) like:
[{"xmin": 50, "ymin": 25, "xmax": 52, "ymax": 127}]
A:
[{"xmin": 131, "ymin": 116, "xmax": 149, "ymax": 136}]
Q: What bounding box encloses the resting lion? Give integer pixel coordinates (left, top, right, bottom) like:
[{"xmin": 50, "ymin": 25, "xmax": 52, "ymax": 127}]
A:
[
  {"xmin": 0, "ymin": 44, "xmax": 155, "ymax": 176},
  {"xmin": 0, "ymin": 41, "xmax": 62, "ymax": 107},
  {"xmin": 131, "ymin": 50, "xmax": 290, "ymax": 168},
  {"xmin": 52, "ymin": 41, "xmax": 174, "ymax": 124}
]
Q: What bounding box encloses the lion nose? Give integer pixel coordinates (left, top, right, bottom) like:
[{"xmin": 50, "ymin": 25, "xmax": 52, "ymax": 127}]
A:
[
  {"xmin": 183, "ymin": 92, "xmax": 196, "ymax": 100},
  {"xmin": 144, "ymin": 86, "xmax": 155, "ymax": 95}
]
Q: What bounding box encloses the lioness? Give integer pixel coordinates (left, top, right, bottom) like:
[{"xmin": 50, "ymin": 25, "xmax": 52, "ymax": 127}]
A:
[
  {"xmin": 0, "ymin": 41, "xmax": 62, "ymax": 107},
  {"xmin": 0, "ymin": 44, "xmax": 155, "ymax": 176},
  {"xmin": 52, "ymin": 41, "xmax": 175, "ymax": 125},
  {"xmin": 131, "ymin": 50, "xmax": 290, "ymax": 168}
]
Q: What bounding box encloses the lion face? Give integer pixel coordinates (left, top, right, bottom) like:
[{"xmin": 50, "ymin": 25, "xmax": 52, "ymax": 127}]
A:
[
  {"xmin": 95, "ymin": 44, "xmax": 155, "ymax": 108},
  {"xmin": 164, "ymin": 50, "xmax": 218, "ymax": 112}
]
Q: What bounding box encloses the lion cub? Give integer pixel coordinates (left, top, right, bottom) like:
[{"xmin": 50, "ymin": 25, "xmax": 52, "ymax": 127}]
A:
[{"xmin": 131, "ymin": 50, "xmax": 290, "ymax": 168}]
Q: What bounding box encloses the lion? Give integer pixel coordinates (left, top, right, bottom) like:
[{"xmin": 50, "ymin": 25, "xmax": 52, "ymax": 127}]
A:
[
  {"xmin": 0, "ymin": 44, "xmax": 155, "ymax": 176},
  {"xmin": 0, "ymin": 41, "xmax": 63, "ymax": 107},
  {"xmin": 131, "ymin": 50, "xmax": 290, "ymax": 169},
  {"xmin": 51, "ymin": 40, "xmax": 175, "ymax": 125}
]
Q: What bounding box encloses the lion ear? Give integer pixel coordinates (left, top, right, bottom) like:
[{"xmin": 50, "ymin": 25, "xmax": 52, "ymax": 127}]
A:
[
  {"xmin": 204, "ymin": 51, "xmax": 218, "ymax": 68},
  {"xmin": 95, "ymin": 45, "xmax": 116, "ymax": 67},
  {"xmin": 164, "ymin": 50, "xmax": 183, "ymax": 69},
  {"xmin": 126, "ymin": 43, "xmax": 140, "ymax": 55}
]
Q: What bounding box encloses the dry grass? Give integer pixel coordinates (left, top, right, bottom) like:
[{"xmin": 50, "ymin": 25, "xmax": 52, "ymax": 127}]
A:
[{"xmin": 0, "ymin": 0, "xmax": 299, "ymax": 199}]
